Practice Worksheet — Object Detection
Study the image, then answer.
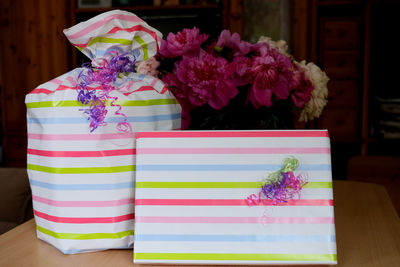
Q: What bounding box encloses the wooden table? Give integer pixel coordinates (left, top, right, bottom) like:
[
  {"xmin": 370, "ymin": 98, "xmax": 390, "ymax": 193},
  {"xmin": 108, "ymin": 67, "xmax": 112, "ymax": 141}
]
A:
[{"xmin": 1, "ymin": 181, "xmax": 399, "ymax": 266}]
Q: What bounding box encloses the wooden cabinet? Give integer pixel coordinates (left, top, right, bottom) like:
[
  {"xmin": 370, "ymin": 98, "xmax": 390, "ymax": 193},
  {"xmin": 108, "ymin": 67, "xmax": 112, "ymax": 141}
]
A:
[
  {"xmin": 320, "ymin": 19, "xmax": 360, "ymax": 50},
  {"xmin": 293, "ymin": 0, "xmax": 372, "ymax": 178},
  {"xmin": 0, "ymin": 0, "xmax": 71, "ymax": 167},
  {"xmin": 316, "ymin": 4, "xmax": 366, "ymax": 141}
]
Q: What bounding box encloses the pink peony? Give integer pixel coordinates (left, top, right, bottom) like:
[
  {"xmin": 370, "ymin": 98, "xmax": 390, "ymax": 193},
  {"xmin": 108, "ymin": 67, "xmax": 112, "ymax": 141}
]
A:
[
  {"xmin": 248, "ymin": 44, "xmax": 295, "ymax": 108},
  {"xmin": 159, "ymin": 27, "xmax": 208, "ymax": 58},
  {"xmin": 216, "ymin": 30, "xmax": 252, "ymax": 56},
  {"xmin": 231, "ymin": 56, "xmax": 253, "ymax": 86},
  {"xmin": 169, "ymin": 49, "xmax": 238, "ymax": 110}
]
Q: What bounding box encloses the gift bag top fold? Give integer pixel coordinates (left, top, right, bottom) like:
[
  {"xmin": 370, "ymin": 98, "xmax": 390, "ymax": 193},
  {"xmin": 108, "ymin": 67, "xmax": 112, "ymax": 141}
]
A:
[{"xmin": 63, "ymin": 10, "xmax": 163, "ymax": 64}]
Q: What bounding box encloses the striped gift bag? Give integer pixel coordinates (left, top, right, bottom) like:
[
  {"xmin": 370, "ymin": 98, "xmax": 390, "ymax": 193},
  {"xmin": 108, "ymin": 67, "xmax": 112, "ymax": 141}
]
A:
[
  {"xmin": 134, "ymin": 130, "xmax": 337, "ymax": 265},
  {"xmin": 25, "ymin": 10, "xmax": 181, "ymax": 254}
]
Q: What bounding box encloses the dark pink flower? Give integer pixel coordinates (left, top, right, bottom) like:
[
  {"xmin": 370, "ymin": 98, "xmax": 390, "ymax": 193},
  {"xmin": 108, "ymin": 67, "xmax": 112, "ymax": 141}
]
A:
[
  {"xmin": 159, "ymin": 27, "xmax": 208, "ymax": 58},
  {"xmin": 172, "ymin": 50, "xmax": 238, "ymax": 110},
  {"xmin": 162, "ymin": 73, "xmax": 189, "ymax": 101},
  {"xmin": 248, "ymin": 44, "xmax": 295, "ymax": 108},
  {"xmin": 216, "ymin": 30, "xmax": 252, "ymax": 56},
  {"xmin": 290, "ymin": 67, "xmax": 314, "ymax": 108},
  {"xmin": 162, "ymin": 73, "xmax": 192, "ymax": 129},
  {"xmin": 231, "ymin": 56, "xmax": 253, "ymax": 86}
]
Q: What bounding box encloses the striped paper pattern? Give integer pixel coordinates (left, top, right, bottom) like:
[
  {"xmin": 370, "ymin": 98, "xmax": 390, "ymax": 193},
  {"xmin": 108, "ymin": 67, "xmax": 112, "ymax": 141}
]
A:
[
  {"xmin": 63, "ymin": 10, "xmax": 163, "ymax": 63},
  {"xmin": 133, "ymin": 130, "xmax": 337, "ymax": 265},
  {"xmin": 25, "ymin": 11, "xmax": 181, "ymax": 254}
]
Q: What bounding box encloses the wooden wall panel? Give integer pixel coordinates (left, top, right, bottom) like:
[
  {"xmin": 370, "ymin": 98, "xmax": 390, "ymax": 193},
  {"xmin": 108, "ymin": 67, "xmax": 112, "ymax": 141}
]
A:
[{"xmin": 0, "ymin": 0, "xmax": 71, "ymax": 166}]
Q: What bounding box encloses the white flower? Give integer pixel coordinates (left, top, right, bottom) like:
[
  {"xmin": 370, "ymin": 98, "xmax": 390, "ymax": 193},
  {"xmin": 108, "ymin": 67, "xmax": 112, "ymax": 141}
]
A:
[
  {"xmin": 258, "ymin": 36, "xmax": 289, "ymax": 55},
  {"xmin": 297, "ymin": 60, "xmax": 329, "ymax": 122}
]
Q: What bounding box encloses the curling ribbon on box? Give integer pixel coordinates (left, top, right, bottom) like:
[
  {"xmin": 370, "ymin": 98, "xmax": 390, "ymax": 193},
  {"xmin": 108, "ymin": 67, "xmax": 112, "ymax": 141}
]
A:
[{"xmin": 246, "ymin": 157, "xmax": 308, "ymax": 205}]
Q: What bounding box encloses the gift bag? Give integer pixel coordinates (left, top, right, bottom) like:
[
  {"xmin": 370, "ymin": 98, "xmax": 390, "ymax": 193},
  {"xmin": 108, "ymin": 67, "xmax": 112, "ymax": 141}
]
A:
[
  {"xmin": 25, "ymin": 10, "xmax": 181, "ymax": 254},
  {"xmin": 134, "ymin": 130, "xmax": 337, "ymax": 265}
]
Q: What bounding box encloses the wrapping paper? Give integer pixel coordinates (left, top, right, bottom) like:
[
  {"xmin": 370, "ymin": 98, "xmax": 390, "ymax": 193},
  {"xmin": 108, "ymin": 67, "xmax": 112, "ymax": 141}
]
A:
[
  {"xmin": 134, "ymin": 130, "xmax": 337, "ymax": 265},
  {"xmin": 25, "ymin": 10, "xmax": 181, "ymax": 254}
]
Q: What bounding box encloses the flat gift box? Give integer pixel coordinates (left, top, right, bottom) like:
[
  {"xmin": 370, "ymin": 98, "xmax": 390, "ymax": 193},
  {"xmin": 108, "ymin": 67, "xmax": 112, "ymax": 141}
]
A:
[{"xmin": 133, "ymin": 130, "xmax": 337, "ymax": 265}]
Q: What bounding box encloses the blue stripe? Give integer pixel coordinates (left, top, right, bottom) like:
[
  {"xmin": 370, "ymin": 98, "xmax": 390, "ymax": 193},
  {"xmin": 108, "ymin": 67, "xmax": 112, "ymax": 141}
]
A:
[
  {"xmin": 27, "ymin": 113, "xmax": 181, "ymax": 124},
  {"xmin": 29, "ymin": 179, "xmax": 134, "ymax": 190},
  {"xmin": 134, "ymin": 234, "xmax": 336, "ymax": 243},
  {"xmin": 94, "ymin": 49, "xmax": 139, "ymax": 59},
  {"xmin": 113, "ymin": 76, "xmax": 144, "ymax": 86},
  {"xmin": 136, "ymin": 164, "xmax": 331, "ymax": 171}
]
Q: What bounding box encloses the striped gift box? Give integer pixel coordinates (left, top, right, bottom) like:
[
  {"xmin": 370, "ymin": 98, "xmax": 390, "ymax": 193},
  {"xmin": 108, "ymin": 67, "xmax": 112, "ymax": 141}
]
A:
[
  {"xmin": 134, "ymin": 130, "xmax": 337, "ymax": 265},
  {"xmin": 25, "ymin": 10, "xmax": 181, "ymax": 254}
]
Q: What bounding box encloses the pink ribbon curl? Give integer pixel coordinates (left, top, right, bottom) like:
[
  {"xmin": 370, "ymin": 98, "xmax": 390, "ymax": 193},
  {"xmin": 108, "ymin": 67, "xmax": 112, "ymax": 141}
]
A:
[{"xmin": 76, "ymin": 51, "xmax": 136, "ymax": 132}]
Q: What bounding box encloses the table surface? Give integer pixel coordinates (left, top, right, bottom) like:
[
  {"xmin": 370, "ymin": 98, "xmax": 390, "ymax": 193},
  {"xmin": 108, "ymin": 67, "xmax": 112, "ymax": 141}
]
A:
[{"xmin": 0, "ymin": 180, "xmax": 399, "ymax": 267}]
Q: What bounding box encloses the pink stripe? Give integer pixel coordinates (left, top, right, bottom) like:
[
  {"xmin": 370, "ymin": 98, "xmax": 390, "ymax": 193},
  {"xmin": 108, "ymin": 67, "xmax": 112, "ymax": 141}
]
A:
[
  {"xmin": 30, "ymin": 88, "xmax": 53, "ymax": 94},
  {"xmin": 150, "ymin": 78, "xmax": 158, "ymax": 87},
  {"xmin": 34, "ymin": 210, "xmax": 134, "ymax": 223},
  {"xmin": 124, "ymin": 86, "xmax": 155, "ymax": 95},
  {"xmin": 33, "ymin": 195, "xmax": 134, "ymax": 207},
  {"xmin": 137, "ymin": 147, "xmax": 330, "ymax": 154},
  {"xmin": 135, "ymin": 199, "xmax": 333, "ymax": 206},
  {"xmin": 28, "ymin": 132, "xmax": 136, "ymax": 141},
  {"xmin": 108, "ymin": 24, "xmax": 160, "ymax": 53},
  {"xmin": 66, "ymin": 76, "xmax": 76, "ymax": 86},
  {"xmin": 50, "ymin": 78, "xmax": 63, "ymax": 84},
  {"xmin": 135, "ymin": 216, "xmax": 334, "ymax": 224},
  {"xmin": 108, "ymin": 24, "xmax": 154, "ymax": 35},
  {"xmin": 136, "ymin": 131, "xmax": 329, "ymax": 139},
  {"xmin": 28, "ymin": 148, "xmax": 135, "ymax": 157},
  {"xmin": 30, "ymin": 85, "xmax": 102, "ymax": 95},
  {"xmin": 67, "ymin": 14, "xmax": 144, "ymax": 40},
  {"xmin": 160, "ymin": 86, "xmax": 168, "ymax": 94}
]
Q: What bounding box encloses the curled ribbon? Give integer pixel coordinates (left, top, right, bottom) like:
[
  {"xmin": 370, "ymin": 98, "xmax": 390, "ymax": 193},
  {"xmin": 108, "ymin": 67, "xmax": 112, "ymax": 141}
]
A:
[
  {"xmin": 247, "ymin": 157, "xmax": 308, "ymax": 206},
  {"xmin": 76, "ymin": 51, "xmax": 136, "ymax": 132}
]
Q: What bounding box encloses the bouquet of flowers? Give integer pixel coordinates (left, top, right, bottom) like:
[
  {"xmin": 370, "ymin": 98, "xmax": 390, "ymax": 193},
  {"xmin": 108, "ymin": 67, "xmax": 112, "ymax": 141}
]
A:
[{"xmin": 135, "ymin": 27, "xmax": 329, "ymax": 130}]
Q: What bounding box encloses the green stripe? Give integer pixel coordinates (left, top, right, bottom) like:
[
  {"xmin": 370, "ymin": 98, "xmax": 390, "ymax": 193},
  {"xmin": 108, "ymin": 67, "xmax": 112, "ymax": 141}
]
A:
[
  {"xmin": 134, "ymin": 252, "xmax": 337, "ymax": 262},
  {"xmin": 27, "ymin": 164, "xmax": 135, "ymax": 174},
  {"xmin": 76, "ymin": 46, "xmax": 83, "ymax": 51},
  {"xmin": 26, "ymin": 99, "xmax": 179, "ymax": 108},
  {"xmin": 88, "ymin": 37, "xmax": 132, "ymax": 47},
  {"xmin": 304, "ymin": 182, "xmax": 332, "ymax": 188},
  {"xmin": 136, "ymin": 182, "xmax": 261, "ymax": 189},
  {"xmin": 133, "ymin": 36, "xmax": 148, "ymax": 60},
  {"xmin": 135, "ymin": 182, "xmax": 331, "ymax": 189},
  {"xmin": 37, "ymin": 225, "xmax": 134, "ymax": 240}
]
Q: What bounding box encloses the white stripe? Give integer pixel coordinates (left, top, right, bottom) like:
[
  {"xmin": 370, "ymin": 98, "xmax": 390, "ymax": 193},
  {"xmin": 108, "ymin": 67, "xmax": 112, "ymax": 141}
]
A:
[
  {"xmin": 30, "ymin": 187, "xmax": 134, "ymax": 201},
  {"xmin": 135, "ymin": 188, "xmax": 332, "ymax": 200},
  {"xmin": 138, "ymin": 154, "xmax": 331, "ymax": 165},
  {"xmin": 33, "ymin": 203, "xmax": 133, "ymax": 217},
  {"xmin": 28, "ymin": 154, "xmax": 135, "ymax": 168},
  {"xmin": 135, "ymin": 222, "xmax": 336, "ymax": 236},
  {"xmin": 28, "ymin": 138, "xmax": 136, "ymax": 151},
  {"xmin": 134, "ymin": 170, "xmax": 332, "ymax": 182},
  {"xmin": 135, "ymin": 205, "xmax": 334, "ymax": 218}
]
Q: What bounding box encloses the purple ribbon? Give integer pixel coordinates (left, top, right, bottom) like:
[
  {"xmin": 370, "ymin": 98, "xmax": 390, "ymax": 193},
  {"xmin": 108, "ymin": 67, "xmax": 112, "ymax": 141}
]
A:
[
  {"xmin": 246, "ymin": 157, "xmax": 308, "ymax": 206},
  {"xmin": 76, "ymin": 52, "xmax": 136, "ymax": 132}
]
